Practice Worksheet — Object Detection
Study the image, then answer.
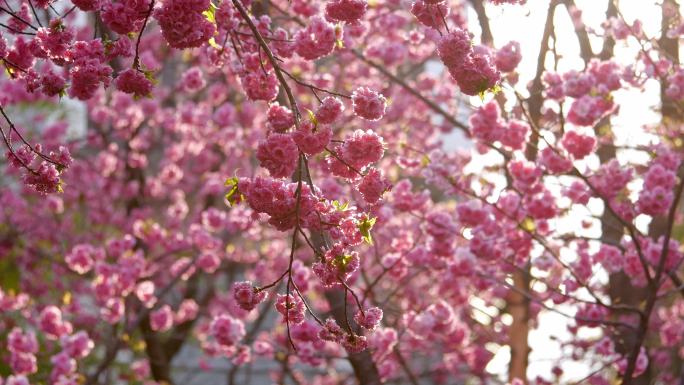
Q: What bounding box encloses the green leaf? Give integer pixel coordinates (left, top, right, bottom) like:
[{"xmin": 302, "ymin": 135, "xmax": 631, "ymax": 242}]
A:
[
  {"xmin": 333, "ymin": 254, "xmax": 354, "ymax": 273},
  {"xmin": 203, "ymin": 3, "xmax": 216, "ymax": 25},
  {"xmin": 0, "ymin": 256, "xmax": 20, "ymax": 292},
  {"xmin": 357, "ymin": 216, "xmax": 377, "ymax": 245},
  {"xmin": 306, "ymin": 108, "xmax": 318, "ymax": 127},
  {"xmin": 332, "ymin": 200, "xmax": 349, "ymax": 211},
  {"xmin": 224, "ymin": 177, "xmax": 243, "ymax": 206},
  {"xmin": 207, "ymin": 37, "xmax": 221, "ymax": 50}
]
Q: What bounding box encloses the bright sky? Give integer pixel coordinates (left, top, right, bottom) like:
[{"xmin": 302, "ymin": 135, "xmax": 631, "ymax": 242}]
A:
[{"xmin": 451, "ymin": 0, "xmax": 670, "ymax": 382}]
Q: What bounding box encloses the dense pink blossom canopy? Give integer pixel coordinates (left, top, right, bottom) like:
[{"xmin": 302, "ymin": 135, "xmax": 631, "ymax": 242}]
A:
[{"xmin": 1, "ymin": 0, "xmax": 684, "ymax": 384}]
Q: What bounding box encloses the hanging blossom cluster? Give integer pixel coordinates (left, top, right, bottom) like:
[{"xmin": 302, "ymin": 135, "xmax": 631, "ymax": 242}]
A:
[{"xmin": 2, "ymin": 0, "xmax": 684, "ymax": 385}]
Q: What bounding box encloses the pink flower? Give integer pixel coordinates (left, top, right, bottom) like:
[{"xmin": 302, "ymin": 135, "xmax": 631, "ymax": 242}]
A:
[
  {"xmin": 10, "ymin": 353, "xmax": 37, "ymax": 375},
  {"xmin": 50, "ymin": 351, "xmax": 76, "ymax": 382},
  {"xmin": 40, "ymin": 69, "xmax": 67, "ymax": 97},
  {"xmin": 501, "ymin": 120, "xmax": 529, "ymax": 150},
  {"xmin": 241, "ymin": 70, "xmax": 279, "ymax": 101},
  {"xmin": 101, "ymin": 0, "xmax": 151, "ymax": 35},
  {"xmin": 65, "ymin": 244, "xmax": 99, "ymax": 274},
  {"xmin": 391, "ymin": 180, "xmax": 430, "ymax": 212},
  {"xmin": 211, "ymin": 314, "xmax": 245, "ymax": 347},
  {"xmin": 590, "ymin": 159, "xmax": 633, "ymax": 199},
  {"xmin": 539, "ymin": 147, "xmax": 573, "ymax": 175},
  {"xmin": 438, "ymin": 30, "xmax": 500, "ymax": 95},
  {"xmin": 411, "ymin": 0, "xmax": 449, "ymax": 28},
  {"xmin": 256, "ymin": 133, "xmax": 299, "ymax": 178},
  {"xmin": 495, "ymin": 41, "xmax": 522, "ymax": 72},
  {"xmin": 154, "ymin": 0, "xmax": 215, "ymax": 49},
  {"xmin": 0, "ymin": 33, "xmax": 7, "ymax": 59},
  {"xmin": 457, "ymin": 200, "xmax": 489, "ymax": 227},
  {"xmin": 564, "ymin": 180, "xmax": 590, "ymax": 205},
  {"xmin": 176, "ymin": 299, "xmax": 199, "ymax": 323},
  {"xmin": 593, "ymin": 244, "xmax": 623, "ymax": 273},
  {"xmin": 616, "ymin": 347, "xmax": 648, "ymax": 378},
  {"xmin": 437, "ymin": 28, "xmax": 473, "ymax": 70},
  {"xmin": 325, "ymin": 0, "xmax": 367, "ymax": 23},
  {"xmin": 292, "ymin": 122, "xmax": 332, "ymax": 155},
  {"xmin": 312, "ymin": 245, "xmax": 360, "ymax": 286},
  {"xmin": 232, "ymin": 281, "xmax": 267, "ymax": 311},
  {"xmin": 508, "ymin": 160, "xmax": 541, "ymax": 191},
  {"xmin": 35, "ymin": 21, "xmax": 74, "ymax": 60},
  {"xmin": 136, "ymin": 281, "xmax": 156, "ymax": 308},
  {"xmin": 60, "ymin": 331, "xmax": 94, "ymax": 359},
  {"xmin": 181, "ymin": 67, "xmax": 205, "ymax": 92},
  {"xmin": 340, "ymin": 129, "xmax": 385, "ymax": 169},
  {"xmin": 115, "ymin": 69, "xmax": 153, "ymax": 97},
  {"xmin": 351, "ymin": 87, "xmax": 386, "ymax": 121},
  {"xmin": 637, "ymin": 185, "xmax": 673, "ymax": 216},
  {"xmin": 449, "ymin": 50, "xmax": 500, "ymax": 96},
  {"xmin": 643, "ymin": 163, "xmax": 676, "ymax": 190},
  {"xmin": 315, "ymin": 97, "xmax": 344, "ymax": 124},
  {"xmin": 354, "ymin": 307, "xmax": 383, "ymax": 329},
  {"xmin": 8, "ymin": 328, "xmax": 38, "ymax": 353},
  {"xmin": 275, "ymin": 294, "xmax": 305, "ymax": 324},
  {"xmin": 567, "ymin": 95, "xmax": 613, "ymax": 126},
  {"xmin": 561, "ymin": 131, "xmax": 595, "ymax": 159},
  {"xmin": 341, "ymin": 334, "xmax": 368, "ymax": 353},
  {"xmin": 150, "ymin": 305, "xmax": 174, "ymax": 332},
  {"xmin": 524, "ymin": 190, "xmax": 557, "ymax": 220},
  {"xmin": 69, "ymin": 61, "xmax": 113, "ymax": 100},
  {"xmin": 543, "ymin": 72, "xmax": 565, "ymax": 99},
  {"xmin": 294, "ymin": 16, "xmax": 337, "ymax": 60},
  {"xmin": 4, "ymin": 376, "xmax": 30, "ymax": 385},
  {"xmin": 23, "ymin": 161, "xmax": 62, "ymax": 194},
  {"xmin": 39, "ymin": 306, "xmax": 72, "ymax": 339},
  {"xmin": 197, "ymin": 252, "xmax": 221, "ymax": 273},
  {"xmin": 469, "ymin": 102, "xmax": 504, "ymax": 143},
  {"xmin": 71, "ymin": 0, "xmax": 101, "ymax": 11},
  {"xmin": 358, "ymin": 168, "xmax": 392, "ymax": 204},
  {"xmin": 319, "ymin": 318, "xmax": 344, "ymax": 342},
  {"xmin": 425, "ymin": 211, "xmax": 457, "ymax": 240},
  {"xmin": 267, "ymin": 103, "xmax": 294, "ymax": 132},
  {"xmin": 101, "ymin": 298, "xmax": 125, "ymax": 324},
  {"xmin": 238, "ymin": 177, "xmax": 319, "ymax": 231}
]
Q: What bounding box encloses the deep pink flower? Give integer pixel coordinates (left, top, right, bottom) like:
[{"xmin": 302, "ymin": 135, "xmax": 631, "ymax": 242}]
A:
[
  {"xmin": 358, "ymin": 168, "xmax": 392, "ymax": 204},
  {"xmin": 256, "ymin": 133, "xmax": 299, "ymax": 178},
  {"xmin": 351, "ymin": 87, "xmax": 386, "ymax": 121},
  {"xmin": 294, "ymin": 16, "xmax": 336, "ymax": 60},
  {"xmin": 115, "ymin": 69, "xmax": 153, "ymax": 97},
  {"xmin": 340, "ymin": 129, "xmax": 384, "ymax": 169},
  {"xmin": 211, "ymin": 314, "xmax": 245, "ymax": 346},
  {"xmin": 354, "ymin": 307, "xmax": 383, "ymax": 329},
  {"xmin": 232, "ymin": 281, "xmax": 267, "ymax": 311},
  {"xmin": 326, "ymin": 0, "xmax": 367, "ymax": 23}
]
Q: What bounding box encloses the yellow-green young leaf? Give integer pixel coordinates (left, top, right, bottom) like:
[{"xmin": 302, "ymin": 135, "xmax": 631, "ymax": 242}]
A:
[
  {"xmin": 357, "ymin": 216, "xmax": 377, "ymax": 245},
  {"xmin": 333, "ymin": 254, "xmax": 354, "ymax": 273},
  {"xmin": 421, "ymin": 154, "xmax": 431, "ymax": 167},
  {"xmin": 224, "ymin": 177, "xmax": 243, "ymax": 206},
  {"xmin": 203, "ymin": 4, "xmax": 216, "ymax": 24},
  {"xmin": 207, "ymin": 37, "xmax": 221, "ymax": 50},
  {"xmin": 520, "ymin": 217, "xmax": 536, "ymax": 232},
  {"xmin": 332, "ymin": 200, "xmax": 349, "ymax": 211},
  {"xmin": 306, "ymin": 108, "xmax": 318, "ymax": 127}
]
